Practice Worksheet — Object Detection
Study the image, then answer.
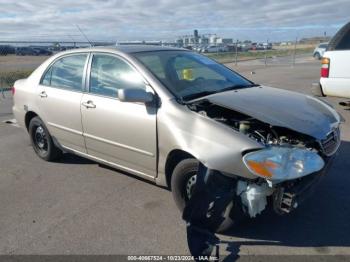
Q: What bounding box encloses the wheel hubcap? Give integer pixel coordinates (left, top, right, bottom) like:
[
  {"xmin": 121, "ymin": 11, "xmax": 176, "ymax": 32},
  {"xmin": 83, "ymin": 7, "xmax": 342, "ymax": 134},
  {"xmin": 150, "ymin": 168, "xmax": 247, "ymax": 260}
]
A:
[
  {"xmin": 34, "ymin": 126, "xmax": 47, "ymax": 151},
  {"xmin": 186, "ymin": 174, "xmax": 197, "ymax": 199}
]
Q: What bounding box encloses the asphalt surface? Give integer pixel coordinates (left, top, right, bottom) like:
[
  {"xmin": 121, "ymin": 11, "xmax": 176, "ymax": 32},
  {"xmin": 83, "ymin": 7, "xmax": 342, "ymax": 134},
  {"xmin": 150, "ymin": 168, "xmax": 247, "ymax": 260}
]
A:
[{"xmin": 0, "ymin": 56, "xmax": 350, "ymax": 259}]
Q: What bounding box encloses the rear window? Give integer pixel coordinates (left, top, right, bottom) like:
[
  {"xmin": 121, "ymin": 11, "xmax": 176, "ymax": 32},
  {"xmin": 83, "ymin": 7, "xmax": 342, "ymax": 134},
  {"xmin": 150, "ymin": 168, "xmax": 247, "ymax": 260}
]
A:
[
  {"xmin": 41, "ymin": 54, "xmax": 87, "ymax": 91},
  {"xmin": 329, "ymin": 22, "xmax": 350, "ymax": 51},
  {"xmin": 335, "ymin": 33, "xmax": 350, "ymax": 50}
]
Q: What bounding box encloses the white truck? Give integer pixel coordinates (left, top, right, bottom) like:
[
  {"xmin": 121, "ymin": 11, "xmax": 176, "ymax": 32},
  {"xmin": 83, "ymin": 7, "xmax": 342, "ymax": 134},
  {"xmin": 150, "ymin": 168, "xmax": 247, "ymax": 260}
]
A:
[{"xmin": 313, "ymin": 22, "xmax": 350, "ymax": 100}]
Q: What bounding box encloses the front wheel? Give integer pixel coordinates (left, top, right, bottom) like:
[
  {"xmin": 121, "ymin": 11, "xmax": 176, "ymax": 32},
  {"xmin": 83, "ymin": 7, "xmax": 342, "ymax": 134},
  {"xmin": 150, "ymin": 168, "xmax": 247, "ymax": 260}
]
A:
[
  {"xmin": 171, "ymin": 158, "xmax": 241, "ymax": 233},
  {"xmin": 28, "ymin": 116, "xmax": 62, "ymax": 161}
]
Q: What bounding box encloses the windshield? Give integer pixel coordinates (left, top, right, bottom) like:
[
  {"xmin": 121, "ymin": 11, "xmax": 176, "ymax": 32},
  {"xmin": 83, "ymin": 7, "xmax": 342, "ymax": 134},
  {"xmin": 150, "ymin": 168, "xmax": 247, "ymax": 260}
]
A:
[{"xmin": 133, "ymin": 50, "xmax": 254, "ymax": 101}]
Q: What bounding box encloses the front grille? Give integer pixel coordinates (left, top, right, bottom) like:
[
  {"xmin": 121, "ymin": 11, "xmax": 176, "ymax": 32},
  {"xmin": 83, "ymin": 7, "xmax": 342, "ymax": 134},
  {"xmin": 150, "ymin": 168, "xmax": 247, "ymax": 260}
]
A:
[{"xmin": 320, "ymin": 127, "xmax": 341, "ymax": 156}]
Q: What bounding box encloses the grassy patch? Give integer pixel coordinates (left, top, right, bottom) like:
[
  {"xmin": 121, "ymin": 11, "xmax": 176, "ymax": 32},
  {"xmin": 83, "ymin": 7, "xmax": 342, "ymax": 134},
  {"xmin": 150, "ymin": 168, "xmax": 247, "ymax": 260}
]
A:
[{"xmin": 0, "ymin": 70, "xmax": 32, "ymax": 89}]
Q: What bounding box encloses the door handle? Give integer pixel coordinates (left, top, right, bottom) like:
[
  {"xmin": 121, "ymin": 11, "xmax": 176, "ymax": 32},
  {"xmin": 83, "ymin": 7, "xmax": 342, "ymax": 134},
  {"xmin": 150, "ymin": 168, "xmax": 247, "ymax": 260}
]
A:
[
  {"xmin": 39, "ymin": 91, "xmax": 47, "ymax": 98},
  {"xmin": 82, "ymin": 100, "xmax": 96, "ymax": 109}
]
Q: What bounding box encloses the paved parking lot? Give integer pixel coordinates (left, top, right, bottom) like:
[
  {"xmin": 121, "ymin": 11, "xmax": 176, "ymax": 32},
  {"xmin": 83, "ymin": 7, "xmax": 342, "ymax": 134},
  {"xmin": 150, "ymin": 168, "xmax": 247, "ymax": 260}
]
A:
[{"xmin": 0, "ymin": 57, "xmax": 350, "ymax": 259}]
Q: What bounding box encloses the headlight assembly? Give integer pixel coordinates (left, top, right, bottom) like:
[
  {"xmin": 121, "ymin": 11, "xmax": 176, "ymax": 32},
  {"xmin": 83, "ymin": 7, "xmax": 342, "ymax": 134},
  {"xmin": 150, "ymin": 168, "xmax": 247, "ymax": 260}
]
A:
[{"xmin": 243, "ymin": 146, "xmax": 325, "ymax": 181}]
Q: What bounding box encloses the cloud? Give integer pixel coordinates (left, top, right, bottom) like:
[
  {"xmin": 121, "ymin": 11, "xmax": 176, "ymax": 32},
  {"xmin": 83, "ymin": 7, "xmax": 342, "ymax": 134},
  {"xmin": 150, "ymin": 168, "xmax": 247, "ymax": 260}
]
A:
[{"xmin": 0, "ymin": 0, "xmax": 349, "ymax": 41}]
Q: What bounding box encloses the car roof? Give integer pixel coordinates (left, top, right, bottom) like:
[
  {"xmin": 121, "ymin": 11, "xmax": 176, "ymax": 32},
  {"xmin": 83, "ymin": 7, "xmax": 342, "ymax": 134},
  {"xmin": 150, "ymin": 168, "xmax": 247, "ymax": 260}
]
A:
[{"xmin": 59, "ymin": 45, "xmax": 187, "ymax": 55}]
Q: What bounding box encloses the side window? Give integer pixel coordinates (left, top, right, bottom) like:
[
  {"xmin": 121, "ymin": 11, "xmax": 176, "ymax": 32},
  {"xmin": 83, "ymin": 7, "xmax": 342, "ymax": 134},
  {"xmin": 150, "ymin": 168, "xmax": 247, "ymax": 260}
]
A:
[
  {"xmin": 41, "ymin": 54, "xmax": 87, "ymax": 91},
  {"xmin": 90, "ymin": 54, "xmax": 145, "ymax": 97},
  {"xmin": 41, "ymin": 67, "xmax": 52, "ymax": 86}
]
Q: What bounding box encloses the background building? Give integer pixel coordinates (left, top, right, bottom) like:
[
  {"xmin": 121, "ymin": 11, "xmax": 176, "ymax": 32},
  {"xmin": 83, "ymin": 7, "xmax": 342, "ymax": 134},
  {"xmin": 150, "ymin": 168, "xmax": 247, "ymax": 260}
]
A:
[{"xmin": 176, "ymin": 30, "xmax": 233, "ymax": 48}]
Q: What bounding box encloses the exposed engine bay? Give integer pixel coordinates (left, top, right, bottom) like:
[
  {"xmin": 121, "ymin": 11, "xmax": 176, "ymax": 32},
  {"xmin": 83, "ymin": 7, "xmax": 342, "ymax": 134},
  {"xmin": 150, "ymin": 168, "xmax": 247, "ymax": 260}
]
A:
[
  {"xmin": 188, "ymin": 99, "xmax": 319, "ymax": 151},
  {"xmin": 187, "ymin": 99, "xmax": 331, "ymax": 218}
]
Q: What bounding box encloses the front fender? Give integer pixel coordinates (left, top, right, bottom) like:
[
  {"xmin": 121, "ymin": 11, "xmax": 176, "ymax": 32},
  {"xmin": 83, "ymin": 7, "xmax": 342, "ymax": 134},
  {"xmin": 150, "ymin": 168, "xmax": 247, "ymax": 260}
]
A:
[{"xmin": 157, "ymin": 99, "xmax": 263, "ymax": 184}]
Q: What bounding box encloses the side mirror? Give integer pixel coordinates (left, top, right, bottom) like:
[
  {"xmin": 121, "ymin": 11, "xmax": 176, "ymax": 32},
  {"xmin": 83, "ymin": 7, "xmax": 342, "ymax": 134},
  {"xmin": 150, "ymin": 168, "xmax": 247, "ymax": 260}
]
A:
[{"xmin": 118, "ymin": 88, "xmax": 154, "ymax": 103}]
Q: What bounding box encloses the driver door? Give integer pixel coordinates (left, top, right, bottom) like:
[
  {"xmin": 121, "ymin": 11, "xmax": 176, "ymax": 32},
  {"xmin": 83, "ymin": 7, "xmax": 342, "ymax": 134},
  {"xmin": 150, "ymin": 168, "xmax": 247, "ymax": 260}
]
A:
[{"xmin": 80, "ymin": 53, "xmax": 157, "ymax": 179}]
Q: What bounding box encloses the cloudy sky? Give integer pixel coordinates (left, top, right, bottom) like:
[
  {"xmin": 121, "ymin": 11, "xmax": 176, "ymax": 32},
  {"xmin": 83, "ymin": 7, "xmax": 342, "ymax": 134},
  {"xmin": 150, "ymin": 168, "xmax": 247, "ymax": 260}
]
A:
[{"xmin": 0, "ymin": 0, "xmax": 349, "ymax": 42}]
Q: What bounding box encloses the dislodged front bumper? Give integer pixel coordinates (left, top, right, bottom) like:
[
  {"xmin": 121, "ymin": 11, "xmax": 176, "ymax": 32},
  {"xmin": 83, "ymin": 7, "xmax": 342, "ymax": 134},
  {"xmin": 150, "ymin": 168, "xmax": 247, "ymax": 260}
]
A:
[{"xmin": 272, "ymin": 155, "xmax": 335, "ymax": 215}]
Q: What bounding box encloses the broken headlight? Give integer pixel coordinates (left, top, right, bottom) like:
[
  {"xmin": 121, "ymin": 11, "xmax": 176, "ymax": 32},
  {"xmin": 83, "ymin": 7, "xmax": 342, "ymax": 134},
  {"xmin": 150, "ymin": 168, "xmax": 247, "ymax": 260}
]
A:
[{"xmin": 243, "ymin": 146, "xmax": 325, "ymax": 181}]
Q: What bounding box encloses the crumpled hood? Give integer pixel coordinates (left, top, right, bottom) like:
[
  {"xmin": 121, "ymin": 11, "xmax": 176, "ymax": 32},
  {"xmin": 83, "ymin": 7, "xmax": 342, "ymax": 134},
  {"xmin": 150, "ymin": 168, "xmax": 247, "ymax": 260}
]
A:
[{"xmin": 206, "ymin": 86, "xmax": 341, "ymax": 140}]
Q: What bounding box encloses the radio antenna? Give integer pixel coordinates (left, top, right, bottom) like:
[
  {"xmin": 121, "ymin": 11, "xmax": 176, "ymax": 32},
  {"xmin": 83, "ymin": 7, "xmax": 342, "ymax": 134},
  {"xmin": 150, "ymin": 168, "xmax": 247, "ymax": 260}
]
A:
[{"xmin": 75, "ymin": 24, "xmax": 93, "ymax": 46}]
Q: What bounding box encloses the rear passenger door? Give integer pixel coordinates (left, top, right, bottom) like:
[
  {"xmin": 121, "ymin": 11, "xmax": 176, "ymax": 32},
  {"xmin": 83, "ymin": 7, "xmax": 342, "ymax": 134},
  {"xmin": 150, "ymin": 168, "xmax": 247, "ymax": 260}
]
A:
[
  {"xmin": 37, "ymin": 53, "xmax": 88, "ymax": 153},
  {"xmin": 80, "ymin": 53, "xmax": 157, "ymax": 179}
]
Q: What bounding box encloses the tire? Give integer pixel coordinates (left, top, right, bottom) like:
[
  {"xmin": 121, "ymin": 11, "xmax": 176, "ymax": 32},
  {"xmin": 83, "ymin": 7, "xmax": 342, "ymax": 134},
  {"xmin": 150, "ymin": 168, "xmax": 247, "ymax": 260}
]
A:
[
  {"xmin": 314, "ymin": 52, "xmax": 321, "ymax": 60},
  {"xmin": 171, "ymin": 158, "xmax": 241, "ymax": 233},
  {"xmin": 28, "ymin": 116, "xmax": 62, "ymax": 161}
]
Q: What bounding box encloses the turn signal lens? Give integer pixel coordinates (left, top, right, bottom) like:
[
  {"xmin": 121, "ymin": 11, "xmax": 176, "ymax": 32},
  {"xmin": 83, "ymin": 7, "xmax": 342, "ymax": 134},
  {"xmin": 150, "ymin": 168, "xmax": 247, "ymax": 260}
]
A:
[
  {"xmin": 246, "ymin": 160, "xmax": 277, "ymax": 178},
  {"xmin": 321, "ymin": 58, "xmax": 330, "ymax": 78},
  {"xmin": 321, "ymin": 57, "xmax": 330, "ymax": 64}
]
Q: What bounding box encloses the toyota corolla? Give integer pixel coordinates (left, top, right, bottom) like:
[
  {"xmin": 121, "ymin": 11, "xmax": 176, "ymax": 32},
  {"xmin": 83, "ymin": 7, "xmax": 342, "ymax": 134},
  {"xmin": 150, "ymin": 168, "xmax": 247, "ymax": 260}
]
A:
[{"xmin": 12, "ymin": 45, "xmax": 342, "ymax": 231}]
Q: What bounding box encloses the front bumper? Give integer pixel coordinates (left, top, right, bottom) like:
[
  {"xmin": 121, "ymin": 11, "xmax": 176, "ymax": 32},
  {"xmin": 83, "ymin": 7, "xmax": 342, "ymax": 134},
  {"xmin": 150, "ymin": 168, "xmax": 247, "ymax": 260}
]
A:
[{"xmin": 272, "ymin": 156, "xmax": 334, "ymax": 214}]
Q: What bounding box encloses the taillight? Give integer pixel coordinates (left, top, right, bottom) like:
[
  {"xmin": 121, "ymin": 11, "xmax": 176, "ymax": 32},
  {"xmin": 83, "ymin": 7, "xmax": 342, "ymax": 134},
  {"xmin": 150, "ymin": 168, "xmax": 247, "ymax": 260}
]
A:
[
  {"xmin": 11, "ymin": 87, "xmax": 15, "ymax": 95},
  {"xmin": 321, "ymin": 58, "xmax": 330, "ymax": 78}
]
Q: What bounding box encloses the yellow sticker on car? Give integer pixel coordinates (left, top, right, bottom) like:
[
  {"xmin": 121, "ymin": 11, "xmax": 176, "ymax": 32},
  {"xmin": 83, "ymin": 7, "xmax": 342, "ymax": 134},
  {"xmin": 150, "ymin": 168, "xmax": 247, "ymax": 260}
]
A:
[{"xmin": 182, "ymin": 69, "xmax": 193, "ymax": 80}]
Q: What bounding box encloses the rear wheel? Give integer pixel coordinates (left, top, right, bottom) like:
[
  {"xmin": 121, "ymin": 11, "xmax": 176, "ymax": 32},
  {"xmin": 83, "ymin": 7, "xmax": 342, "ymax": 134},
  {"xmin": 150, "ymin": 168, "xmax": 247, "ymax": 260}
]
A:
[
  {"xmin": 28, "ymin": 116, "xmax": 62, "ymax": 161},
  {"xmin": 314, "ymin": 52, "xmax": 321, "ymax": 60},
  {"xmin": 171, "ymin": 158, "xmax": 240, "ymax": 233}
]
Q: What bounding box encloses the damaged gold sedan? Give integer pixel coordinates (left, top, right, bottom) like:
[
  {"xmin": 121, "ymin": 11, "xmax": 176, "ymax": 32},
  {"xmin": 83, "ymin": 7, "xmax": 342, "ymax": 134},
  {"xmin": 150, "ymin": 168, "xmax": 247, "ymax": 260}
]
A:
[{"xmin": 13, "ymin": 46, "xmax": 342, "ymax": 231}]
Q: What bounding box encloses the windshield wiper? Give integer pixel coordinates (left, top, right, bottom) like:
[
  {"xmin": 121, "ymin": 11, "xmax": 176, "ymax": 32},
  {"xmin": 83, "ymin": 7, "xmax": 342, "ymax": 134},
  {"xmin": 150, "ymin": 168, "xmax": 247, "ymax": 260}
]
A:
[
  {"xmin": 181, "ymin": 83, "xmax": 259, "ymax": 102},
  {"xmin": 182, "ymin": 91, "xmax": 219, "ymax": 101},
  {"xmin": 220, "ymin": 83, "xmax": 260, "ymax": 92}
]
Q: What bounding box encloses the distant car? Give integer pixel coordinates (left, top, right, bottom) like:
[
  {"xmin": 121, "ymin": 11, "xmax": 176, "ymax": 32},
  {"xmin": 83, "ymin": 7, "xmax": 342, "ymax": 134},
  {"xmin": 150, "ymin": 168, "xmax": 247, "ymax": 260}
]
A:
[
  {"xmin": 202, "ymin": 45, "xmax": 218, "ymax": 53},
  {"xmin": 202, "ymin": 45, "xmax": 227, "ymax": 53},
  {"xmin": 262, "ymin": 43, "xmax": 272, "ymax": 50},
  {"xmin": 193, "ymin": 46, "xmax": 202, "ymax": 52},
  {"xmin": 257, "ymin": 43, "xmax": 266, "ymax": 50},
  {"xmin": 314, "ymin": 22, "xmax": 350, "ymax": 99},
  {"xmin": 251, "ymin": 43, "xmax": 265, "ymax": 51},
  {"xmin": 183, "ymin": 46, "xmax": 193, "ymax": 50},
  {"xmin": 13, "ymin": 45, "xmax": 342, "ymax": 232},
  {"xmin": 238, "ymin": 43, "xmax": 251, "ymax": 52},
  {"xmin": 33, "ymin": 48, "xmax": 53, "ymax": 56},
  {"xmin": 219, "ymin": 45, "xmax": 229, "ymax": 52},
  {"xmin": 250, "ymin": 43, "xmax": 257, "ymax": 50},
  {"xmin": 15, "ymin": 47, "xmax": 37, "ymax": 56},
  {"xmin": 199, "ymin": 46, "xmax": 207, "ymax": 52},
  {"xmin": 0, "ymin": 45, "xmax": 16, "ymax": 56},
  {"xmin": 313, "ymin": 43, "xmax": 328, "ymax": 60}
]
